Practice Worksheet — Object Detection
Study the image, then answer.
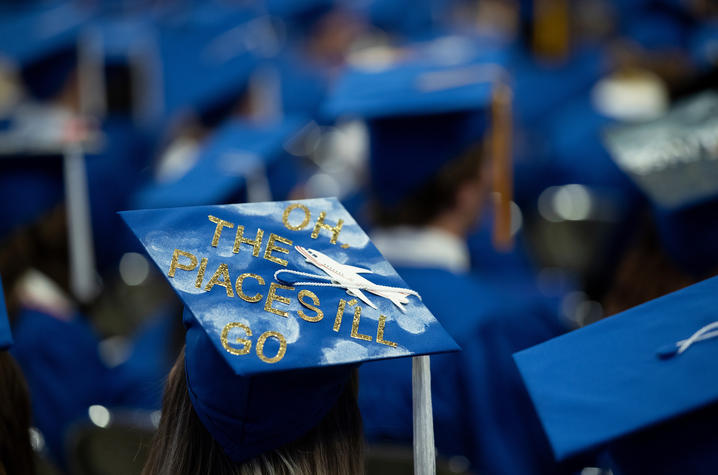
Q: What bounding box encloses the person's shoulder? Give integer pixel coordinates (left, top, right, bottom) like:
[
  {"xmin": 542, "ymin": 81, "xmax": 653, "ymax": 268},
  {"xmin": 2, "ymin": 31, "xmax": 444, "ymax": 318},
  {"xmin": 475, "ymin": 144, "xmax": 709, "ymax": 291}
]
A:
[
  {"xmin": 396, "ymin": 266, "xmax": 567, "ymax": 344},
  {"xmin": 395, "ymin": 267, "xmax": 505, "ymax": 336}
]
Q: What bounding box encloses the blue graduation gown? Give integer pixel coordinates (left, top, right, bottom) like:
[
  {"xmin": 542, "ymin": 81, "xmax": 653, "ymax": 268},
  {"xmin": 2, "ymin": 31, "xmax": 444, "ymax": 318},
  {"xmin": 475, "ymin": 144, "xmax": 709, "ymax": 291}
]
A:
[
  {"xmin": 11, "ymin": 307, "xmax": 113, "ymax": 467},
  {"xmin": 359, "ymin": 266, "xmax": 570, "ymax": 474},
  {"xmin": 108, "ymin": 307, "xmax": 181, "ymax": 410}
]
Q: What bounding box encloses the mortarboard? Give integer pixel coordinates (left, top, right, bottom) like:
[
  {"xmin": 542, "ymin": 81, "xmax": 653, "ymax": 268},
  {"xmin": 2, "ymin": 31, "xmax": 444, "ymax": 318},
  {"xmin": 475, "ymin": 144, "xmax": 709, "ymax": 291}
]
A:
[
  {"xmin": 513, "ymin": 275, "xmax": 718, "ymax": 469},
  {"xmin": 0, "ymin": 276, "xmax": 11, "ymax": 350},
  {"xmin": 690, "ymin": 21, "xmax": 718, "ymax": 71},
  {"xmin": 157, "ymin": 6, "xmax": 270, "ymax": 123},
  {"xmin": 265, "ymin": 0, "xmax": 335, "ymax": 32},
  {"xmin": 133, "ymin": 117, "xmax": 306, "ymax": 210},
  {"xmin": 121, "ymin": 197, "xmax": 459, "ymax": 465},
  {"xmin": 620, "ymin": 8, "xmax": 688, "ymax": 52},
  {"xmin": 603, "ymin": 90, "xmax": 718, "ymax": 276},
  {"xmin": 0, "ymin": 2, "xmax": 95, "ymax": 101},
  {"xmin": 323, "ymin": 51, "xmax": 514, "ymax": 247}
]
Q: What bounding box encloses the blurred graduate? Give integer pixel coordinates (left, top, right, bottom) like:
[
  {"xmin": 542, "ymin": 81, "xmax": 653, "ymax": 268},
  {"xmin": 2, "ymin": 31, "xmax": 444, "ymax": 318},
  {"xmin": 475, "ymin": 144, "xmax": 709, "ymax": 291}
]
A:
[
  {"xmin": 323, "ymin": 47, "xmax": 571, "ymax": 473},
  {"xmin": 121, "ymin": 198, "xmax": 460, "ymax": 474}
]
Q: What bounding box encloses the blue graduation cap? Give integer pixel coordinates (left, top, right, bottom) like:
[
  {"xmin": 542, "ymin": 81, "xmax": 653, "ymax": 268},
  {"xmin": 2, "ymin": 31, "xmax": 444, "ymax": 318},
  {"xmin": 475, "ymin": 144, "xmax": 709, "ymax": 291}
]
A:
[
  {"xmin": 0, "ymin": 2, "xmax": 94, "ymax": 67},
  {"xmin": 265, "ymin": 0, "xmax": 334, "ymax": 27},
  {"xmin": 690, "ymin": 21, "xmax": 718, "ymax": 71},
  {"xmin": 0, "ymin": 276, "xmax": 11, "ymax": 350},
  {"xmin": 157, "ymin": 6, "xmax": 268, "ymax": 122},
  {"xmin": 323, "ymin": 51, "xmax": 514, "ymax": 247},
  {"xmin": 363, "ymin": 0, "xmax": 448, "ymax": 39},
  {"xmin": 603, "ymin": 91, "xmax": 718, "ymax": 276},
  {"xmin": 121, "ymin": 197, "xmax": 459, "ymax": 463},
  {"xmin": 514, "ymin": 275, "xmax": 718, "ymax": 470},
  {"xmin": 323, "ymin": 56, "xmax": 501, "ymax": 201},
  {"xmin": 133, "ymin": 117, "xmax": 306, "ymax": 209},
  {"xmin": 621, "ymin": 8, "xmax": 688, "ymax": 52},
  {"xmin": 0, "ymin": 2, "xmax": 95, "ymax": 100}
]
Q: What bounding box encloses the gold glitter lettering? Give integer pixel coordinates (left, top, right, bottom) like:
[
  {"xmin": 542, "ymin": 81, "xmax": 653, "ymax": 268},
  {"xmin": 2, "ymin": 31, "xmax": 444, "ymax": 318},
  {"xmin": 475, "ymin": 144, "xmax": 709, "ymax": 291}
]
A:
[
  {"xmin": 233, "ymin": 225, "xmax": 264, "ymax": 257},
  {"xmin": 333, "ymin": 298, "xmax": 357, "ymax": 332},
  {"xmin": 256, "ymin": 331, "xmax": 287, "ymax": 364},
  {"xmin": 297, "ymin": 289, "xmax": 323, "ymax": 322},
  {"xmin": 208, "ymin": 215, "xmax": 234, "ymax": 247},
  {"xmin": 204, "ymin": 263, "xmax": 234, "ymax": 297},
  {"xmin": 221, "ymin": 322, "xmax": 252, "ymax": 355},
  {"xmin": 194, "ymin": 257, "xmax": 208, "ymax": 288},
  {"xmin": 350, "ymin": 305, "xmax": 372, "ymax": 342},
  {"xmin": 376, "ymin": 314, "xmax": 397, "ymax": 348},
  {"xmin": 282, "ymin": 203, "xmax": 311, "ymax": 231},
  {"xmin": 311, "ymin": 211, "xmax": 344, "ymax": 244},
  {"xmin": 264, "ymin": 282, "xmax": 294, "ymax": 317},
  {"xmin": 235, "ymin": 273, "xmax": 265, "ymax": 303},
  {"xmin": 168, "ymin": 249, "xmax": 197, "ymax": 277},
  {"xmin": 263, "ymin": 233, "xmax": 292, "ymax": 267}
]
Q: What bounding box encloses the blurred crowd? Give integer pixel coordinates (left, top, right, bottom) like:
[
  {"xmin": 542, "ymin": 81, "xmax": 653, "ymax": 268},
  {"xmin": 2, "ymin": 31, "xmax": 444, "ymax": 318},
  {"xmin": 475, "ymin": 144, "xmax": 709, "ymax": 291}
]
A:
[{"xmin": 0, "ymin": 0, "xmax": 717, "ymax": 474}]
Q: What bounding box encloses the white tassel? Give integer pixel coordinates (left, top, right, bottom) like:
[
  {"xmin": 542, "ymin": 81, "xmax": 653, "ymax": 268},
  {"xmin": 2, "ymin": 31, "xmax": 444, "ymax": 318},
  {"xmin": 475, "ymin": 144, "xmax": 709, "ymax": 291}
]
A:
[
  {"xmin": 64, "ymin": 142, "xmax": 98, "ymax": 303},
  {"xmin": 412, "ymin": 355, "xmax": 435, "ymax": 475}
]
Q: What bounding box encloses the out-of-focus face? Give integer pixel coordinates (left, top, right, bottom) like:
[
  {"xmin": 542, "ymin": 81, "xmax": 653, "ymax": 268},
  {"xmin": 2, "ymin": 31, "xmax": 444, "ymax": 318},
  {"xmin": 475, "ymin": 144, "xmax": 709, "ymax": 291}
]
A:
[{"xmin": 308, "ymin": 9, "xmax": 366, "ymax": 68}]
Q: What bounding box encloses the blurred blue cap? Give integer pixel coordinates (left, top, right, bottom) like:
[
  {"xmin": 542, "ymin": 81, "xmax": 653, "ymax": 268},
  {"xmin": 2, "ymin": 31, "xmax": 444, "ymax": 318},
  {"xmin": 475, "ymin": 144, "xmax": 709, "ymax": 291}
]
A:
[
  {"xmin": 364, "ymin": 0, "xmax": 447, "ymax": 39},
  {"xmin": 0, "ymin": 2, "xmax": 93, "ymax": 67},
  {"xmin": 0, "ymin": 2, "xmax": 95, "ymax": 100},
  {"xmin": 514, "ymin": 275, "xmax": 718, "ymax": 464},
  {"xmin": 0, "ymin": 276, "xmax": 11, "ymax": 350},
  {"xmin": 325, "ymin": 55, "xmax": 505, "ymax": 205},
  {"xmin": 603, "ymin": 91, "xmax": 718, "ymax": 276},
  {"xmin": 622, "ymin": 9, "xmax": 688, "ymax": 52},
  {"xmin": 121, "ymin": 197, "xmax": 459, "ymax": 462},
  {"xmin": 690, "ymin": 21, "xmax": 718, "ymax": 71},
  {"xmin": 158, "ymin": 7, "xmax": 270, "ymax": 121},
  {"xmin": 133, "ymin": 117, "xmax": 307, "ymax": 209},
  {"xmin": 265, "ymin": 0, "xmax": 334, "ymax": 28}
]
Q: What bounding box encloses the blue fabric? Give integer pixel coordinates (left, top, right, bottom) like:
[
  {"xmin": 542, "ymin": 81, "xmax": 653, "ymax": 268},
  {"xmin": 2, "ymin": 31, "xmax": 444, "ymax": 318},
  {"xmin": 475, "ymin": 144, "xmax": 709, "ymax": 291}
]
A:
[
  {"xmin": 86, "ymin": 118, "xmax": 153, "ymax": 271},
  {"xmin": 11, "ymin": 308, "xmax": 113, "ymax": 467},
  {"xmin": 602, "ymin": 91, "xmax": 718, "ymax": 275},
  {"xmin": 365, "ymin": 0, "xmax": 450, "ymax": 39},
  {"xmin": 157, "ymin": 6, "xmax": 262, "ymax": 121},
  {"xmin": 109, "ymin": 307, "xmax": 180, "ymax": 410},
  {"xmin": 511, "ymin": 46, "xmax": 608, "ymax": 128},
  {"xmin": 0, "ymin": 116, "xmax": 149, "ymax": 267},
  {"xmin": 132, "ymin": 118, "xmax": 306, "ymax": 210},
  {"xmin": 324, "ymin": 60, "xmax": 498, "ymax": 120},
  {"xmin": 277, "ymin": 49, "xmax": 331, "ymax": 119},
  {"xmin": 121, "ymin": 198, "xmax": 460, "ymax": 462},
  {"xmin": 0, "ymin": 2, "xmax": 93, "ymax": 67},
  {"xmin": 514, "ymin": 275, "xmax": 718, "ymax": 464},
  {"xmin": 690, "ymin": 21, "xmax": 718, "ymax": 71},
  {"xmin": 0, "ymin": 276, "xmax": 11, "ymax": 350},
  {"xmin": 360, "ymin": 266, "xmax": 569, "ymax": 474},
  {"xmin": 368, "ymin": 110, "xmax": 487, "ymax": 206},
  {"xmin": 324, "ymin": 57, "xmax": 498, "ymax": 206},
  {"xmin": 0, "ymin": 154, "xmax": 64, "ymax": 239},
  {"xmin": 621, "ymin": 8, "xmax": 689, "ymax": 52}
]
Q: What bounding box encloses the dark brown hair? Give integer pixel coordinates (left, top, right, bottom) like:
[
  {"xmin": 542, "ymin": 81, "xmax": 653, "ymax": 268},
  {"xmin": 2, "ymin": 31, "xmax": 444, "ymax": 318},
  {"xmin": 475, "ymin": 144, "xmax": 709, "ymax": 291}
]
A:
[
  {"xmin": 0, "ymin": 351, "xmax": 35, "ymax": 475},
  {"xmin": 371, "ymin": 142, "xmax": 487, "ymax": 228},
  {"xmin": 142, "ymin": 348, "xmax": 364, "ymax": 475},
  {"xmin": 601, "ymin": 215, "xmax": 708, "ymax": 316}
]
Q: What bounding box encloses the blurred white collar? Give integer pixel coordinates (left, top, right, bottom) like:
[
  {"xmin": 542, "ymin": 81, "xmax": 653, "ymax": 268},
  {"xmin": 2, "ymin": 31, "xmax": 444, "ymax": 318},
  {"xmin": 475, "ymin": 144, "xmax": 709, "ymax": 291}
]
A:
[{"xmin": 370, "ymin": 226, "xmax": 469, "ymax": 273}]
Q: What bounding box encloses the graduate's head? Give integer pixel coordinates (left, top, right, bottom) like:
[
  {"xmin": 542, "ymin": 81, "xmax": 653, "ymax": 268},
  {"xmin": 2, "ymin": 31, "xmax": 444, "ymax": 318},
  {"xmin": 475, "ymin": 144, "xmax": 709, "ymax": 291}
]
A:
[
  {"xmin": 122, "ymin": 199, "xmax": 460, "ymax": 475},
  {"xmin": 0, "ymin": 3, "xmax": 93, "ymax": 104},
  {"xmin": 601, "ymin": 91, "xmax": 718, "ymax": 314},
  {"xmin": 144, "ymin": 347, "xmax": 363, "ymax": 475},
  {"xmin": 368, "ymin": 110, "xmax": 493, "ymax": 231},
  {"xmin": 323, "ymin": 53, "xmax": 513, "ymax": 240},
  {"xmin": 0, "ymin": 276, "xmax": 35, "ymax": 475}
]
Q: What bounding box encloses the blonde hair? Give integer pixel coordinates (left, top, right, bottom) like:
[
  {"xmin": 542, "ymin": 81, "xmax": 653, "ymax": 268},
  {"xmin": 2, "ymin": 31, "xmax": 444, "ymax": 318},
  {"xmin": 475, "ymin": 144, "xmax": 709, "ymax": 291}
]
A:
[{"xmin": 142, "ymin": 348, "xmax": 364, "ymax": 475}]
